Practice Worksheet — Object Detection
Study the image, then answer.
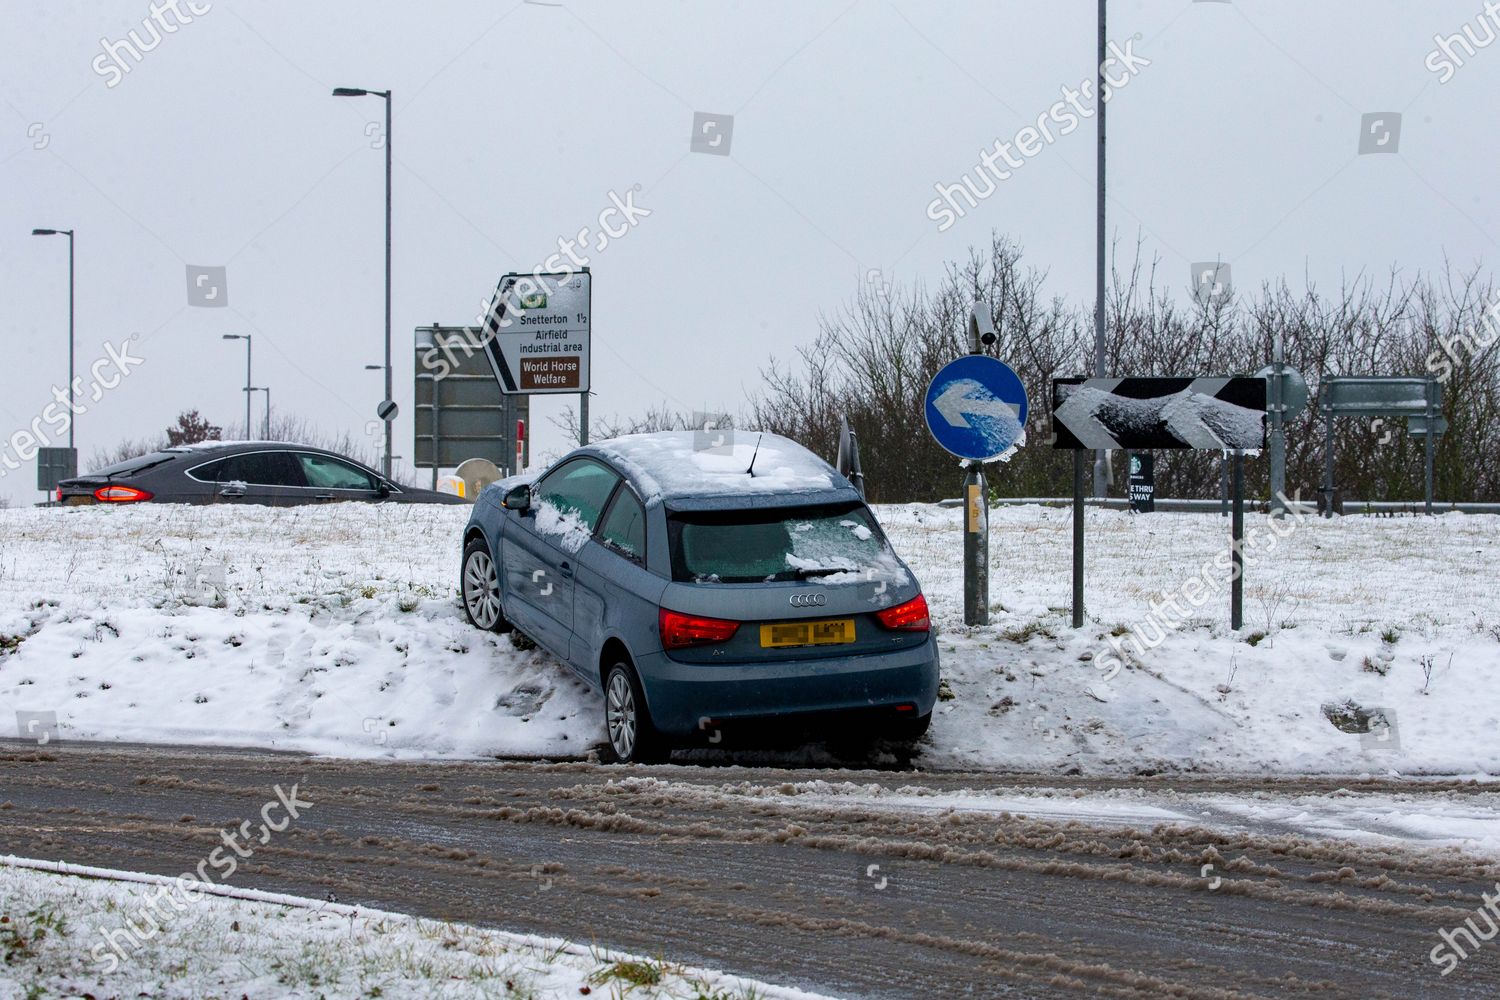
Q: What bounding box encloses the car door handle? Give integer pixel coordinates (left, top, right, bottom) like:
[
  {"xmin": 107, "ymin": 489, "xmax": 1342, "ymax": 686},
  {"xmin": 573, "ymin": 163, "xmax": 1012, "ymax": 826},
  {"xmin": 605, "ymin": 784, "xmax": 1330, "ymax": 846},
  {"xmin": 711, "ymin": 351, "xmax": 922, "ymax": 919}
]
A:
[
  {"xmin": 220, "ymin": 486, "xmax": 245, "ymax": 497},
  {"xmin": 558, "ymin": 561, "xmax": 574, "ymax": 578},
  {"xmin": 314, "ymin": 493, "xmax": 335, "ymax": 501}
]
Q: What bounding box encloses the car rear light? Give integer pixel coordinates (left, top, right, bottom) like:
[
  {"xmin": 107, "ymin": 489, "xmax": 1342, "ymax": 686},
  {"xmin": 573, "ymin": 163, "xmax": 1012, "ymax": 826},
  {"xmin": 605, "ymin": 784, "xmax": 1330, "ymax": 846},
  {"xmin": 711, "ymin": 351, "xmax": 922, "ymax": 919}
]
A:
[
  {"xmin": 93, "ymin": 485, "xmax": 153, "ymax": 503},
  {"xmin": 875, "ymin": 593, "xmax": 930, "ymax": 631},
  {"xmin": 659, "ymin": 608, "xmax": 740, "ymax": 649}
]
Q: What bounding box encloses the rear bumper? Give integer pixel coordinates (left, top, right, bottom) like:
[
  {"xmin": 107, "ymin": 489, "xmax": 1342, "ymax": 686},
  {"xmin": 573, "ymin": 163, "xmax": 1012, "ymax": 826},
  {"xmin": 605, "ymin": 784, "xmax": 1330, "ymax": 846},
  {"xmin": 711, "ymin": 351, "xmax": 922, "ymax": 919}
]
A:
[{"xmin": 634, "ymin": 636, "xmax": 941, "ymax": 736}]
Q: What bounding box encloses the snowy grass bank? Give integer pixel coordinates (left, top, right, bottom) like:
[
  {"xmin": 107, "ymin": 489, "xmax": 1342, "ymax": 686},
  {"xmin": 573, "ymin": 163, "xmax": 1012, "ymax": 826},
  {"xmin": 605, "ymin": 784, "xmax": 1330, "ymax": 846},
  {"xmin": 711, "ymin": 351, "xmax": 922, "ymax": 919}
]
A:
[
  {"xmin": 0, "ymin": 501, "xmax": 1496, "ymax": 774},
  {"xmin": 0, "ymin": 859, "xmax": 831, "ymax": 999}
]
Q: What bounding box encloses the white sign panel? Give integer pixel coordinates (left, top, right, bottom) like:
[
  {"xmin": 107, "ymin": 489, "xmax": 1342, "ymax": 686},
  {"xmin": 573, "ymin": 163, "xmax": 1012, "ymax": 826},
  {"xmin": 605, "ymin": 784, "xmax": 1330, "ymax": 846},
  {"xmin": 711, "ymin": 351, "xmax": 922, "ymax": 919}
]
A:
[{"xmin": 479, "ymin": 271, "xmax": 591, "ymax": 395}]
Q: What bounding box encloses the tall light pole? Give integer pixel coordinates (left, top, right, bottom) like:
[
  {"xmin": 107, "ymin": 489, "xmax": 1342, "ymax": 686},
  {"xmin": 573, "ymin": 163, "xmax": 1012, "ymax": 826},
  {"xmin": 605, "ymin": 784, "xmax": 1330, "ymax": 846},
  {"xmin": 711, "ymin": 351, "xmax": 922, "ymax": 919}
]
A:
[
  {"xmin": 1092, "ymin": 0, "xmax": 1109, "ymax": 498},
  {"xmin": 249, "ymin": 386, "xmax": 271, "ymax": 439},
  {"xmin": 333, "ymin": 86, "xmax": 393, "ymax": 479},
  {"xmin": 222, "ymin": 334, "xmax": 252, "ymax": 436},
  {"xmin": 31, "ymin": 228, "xmax": 75, "ymax": 452}
]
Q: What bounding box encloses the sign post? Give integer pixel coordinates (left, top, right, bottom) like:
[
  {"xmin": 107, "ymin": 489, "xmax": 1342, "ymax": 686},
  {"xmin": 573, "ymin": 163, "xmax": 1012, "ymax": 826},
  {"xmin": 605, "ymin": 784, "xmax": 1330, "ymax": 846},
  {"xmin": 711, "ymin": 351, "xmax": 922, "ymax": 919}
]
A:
[
  {"xmin": 1256, "ymin": 357, "xmax": 1308, "ymax": 518},
  {"xmin": 924, "ymin": 354, "xmax": 1028, "ymax": 627},
  {"xmin": 1052, "ymin": 376, "xmax": 1267, "ymax": 631}
]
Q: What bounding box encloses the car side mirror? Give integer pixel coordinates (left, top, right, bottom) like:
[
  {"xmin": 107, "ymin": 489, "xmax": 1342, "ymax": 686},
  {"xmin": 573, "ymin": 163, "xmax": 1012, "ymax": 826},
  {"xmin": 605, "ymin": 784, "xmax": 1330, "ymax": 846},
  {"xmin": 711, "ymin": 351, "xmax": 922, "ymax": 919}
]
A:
[
  {"xmin": 376, "ymin": 480, "xmax": 391, "ymax": 498},
  {"xmin": 501, "ymin": 485, "xmax": 531, "ymax": 512}
]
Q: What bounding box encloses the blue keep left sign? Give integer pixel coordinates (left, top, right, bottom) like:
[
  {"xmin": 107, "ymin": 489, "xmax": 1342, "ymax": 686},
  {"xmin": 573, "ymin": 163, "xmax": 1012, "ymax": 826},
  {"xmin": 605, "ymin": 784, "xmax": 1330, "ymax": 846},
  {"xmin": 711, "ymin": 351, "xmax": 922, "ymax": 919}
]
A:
[{"xmin": 924, "ymin": 355, "xmax": 1029, "ymax": 462}]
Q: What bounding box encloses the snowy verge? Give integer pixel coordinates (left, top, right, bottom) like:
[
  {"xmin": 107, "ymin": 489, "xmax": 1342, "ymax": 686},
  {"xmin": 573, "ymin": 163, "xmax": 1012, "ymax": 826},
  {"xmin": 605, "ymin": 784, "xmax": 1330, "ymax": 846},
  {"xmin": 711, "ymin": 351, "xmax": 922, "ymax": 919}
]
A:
[
  {"xmin": 0, "ymin": 857, "xmax": 838, "ymax": 1000},
  {"xmin": 1, "ymin": 502, "xmax": 1497, "ymax": 774}
]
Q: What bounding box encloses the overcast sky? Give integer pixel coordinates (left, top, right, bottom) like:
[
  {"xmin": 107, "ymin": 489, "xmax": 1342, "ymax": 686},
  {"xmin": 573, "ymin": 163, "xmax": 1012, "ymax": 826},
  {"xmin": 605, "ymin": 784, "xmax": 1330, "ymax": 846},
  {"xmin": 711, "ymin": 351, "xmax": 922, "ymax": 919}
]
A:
[{"xmin": 2, "ymin": 0, "xmax": 1497, "ymax": 504}]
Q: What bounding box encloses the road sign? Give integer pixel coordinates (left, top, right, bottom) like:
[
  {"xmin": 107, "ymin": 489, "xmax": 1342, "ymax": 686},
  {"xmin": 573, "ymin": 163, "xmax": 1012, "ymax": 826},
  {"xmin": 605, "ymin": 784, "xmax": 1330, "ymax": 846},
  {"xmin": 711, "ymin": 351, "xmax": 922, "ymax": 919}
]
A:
[
  {"xmin": 478, "ymin": 271, "xmax": 591, "ymax": 395},
  {"xmin": 37, "ymin": 447, "xmax": 77, "ymax": 492},
  {"xmin": 1127, "ymin": 453, "xmax": 1155, "ymax": 513},
  {"xmin": 414, "ymin": 326, "xmax": 529, "ymax": 477},
  {"xmin": 1052, "ymin": 377, "xmax": 1266, "ymax": 451},
  {"xmin": 1320, "ymin": 376, "xmax": 1439, "ymax": 416},
  {"xmin": 1255, "ymin": 364, "xmax": 1309, "ymax": 418},
  {"xmin": 1317, "ymin": 375, "xmax": 1443, "ymax": 516},
  {"xmin": 377, "ymin": 399, "xmax": 398, "ymax": 422},
  {"xmin": 924, "ymin": 356, "xmax": 1029, "ymax": 462},
  {"xmin": 1408, "ymin": 414, "xmax": 1449, "ymax": 437}
]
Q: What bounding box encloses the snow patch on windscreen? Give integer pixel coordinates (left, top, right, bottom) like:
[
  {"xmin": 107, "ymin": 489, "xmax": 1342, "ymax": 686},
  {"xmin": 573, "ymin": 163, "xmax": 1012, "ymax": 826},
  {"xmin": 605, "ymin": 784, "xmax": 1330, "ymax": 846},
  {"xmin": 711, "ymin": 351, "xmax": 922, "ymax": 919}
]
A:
[{"xmin": 596, "ymin": 431, "xmax": 838, "ymax": 500}]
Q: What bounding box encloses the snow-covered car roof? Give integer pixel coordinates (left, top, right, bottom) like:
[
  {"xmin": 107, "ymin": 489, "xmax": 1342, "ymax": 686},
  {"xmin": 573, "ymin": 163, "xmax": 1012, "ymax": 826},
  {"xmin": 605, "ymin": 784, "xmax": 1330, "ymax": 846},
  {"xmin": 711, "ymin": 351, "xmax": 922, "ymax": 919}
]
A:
[{"xmin": 590, "ymin": 431, "xmax": 857, "ymax": 506}]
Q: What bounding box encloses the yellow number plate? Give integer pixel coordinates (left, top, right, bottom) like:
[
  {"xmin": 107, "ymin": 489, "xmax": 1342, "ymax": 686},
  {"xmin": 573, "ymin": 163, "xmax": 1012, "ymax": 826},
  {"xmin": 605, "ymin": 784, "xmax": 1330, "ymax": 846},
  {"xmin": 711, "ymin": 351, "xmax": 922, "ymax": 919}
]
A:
[{"xmin": 759, "ymin": 618, "xmax": 855, "ymax": 648}]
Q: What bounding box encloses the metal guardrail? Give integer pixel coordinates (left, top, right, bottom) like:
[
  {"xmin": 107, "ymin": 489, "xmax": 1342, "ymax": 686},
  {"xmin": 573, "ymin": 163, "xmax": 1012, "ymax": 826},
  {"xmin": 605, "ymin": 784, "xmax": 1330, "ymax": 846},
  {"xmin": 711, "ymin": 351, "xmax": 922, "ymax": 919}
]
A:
[{"xmin": 936, "ymin": 497, "xmax": 1500, "ymax": 515}]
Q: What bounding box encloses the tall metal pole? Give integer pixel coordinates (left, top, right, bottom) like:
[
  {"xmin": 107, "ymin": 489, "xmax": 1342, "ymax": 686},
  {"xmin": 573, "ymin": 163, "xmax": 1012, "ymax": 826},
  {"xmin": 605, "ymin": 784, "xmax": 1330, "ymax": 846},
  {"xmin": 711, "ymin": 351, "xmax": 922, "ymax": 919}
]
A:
[
  {"xmin": 67, "ymin": 230, "xmax": 75, "ymax": 452},
  {"xmin": 1231, "ymin": 453, "xmax": 1245, "ymax": 630},
  {"xmin": 1072, "ymin": 449, "xmax": 1086, "ymax": 628},
  {"xmin": 1092, "ymin": 0, "xmax": 1108, "ymax": 498},
  {"xmin": 264, "ymin": 387, "xmax": 271, "ymax": 439},
  {"xmin": 383, "ymin": 91, "xmax": 394, "ymax": 480},
  {"xmin": 1269, "ymin": 335, "xmax": 1287, "ymax": 517},
  {"xmin": 244, "ymin": 336, "xmax": 253, "ymax": 437}
]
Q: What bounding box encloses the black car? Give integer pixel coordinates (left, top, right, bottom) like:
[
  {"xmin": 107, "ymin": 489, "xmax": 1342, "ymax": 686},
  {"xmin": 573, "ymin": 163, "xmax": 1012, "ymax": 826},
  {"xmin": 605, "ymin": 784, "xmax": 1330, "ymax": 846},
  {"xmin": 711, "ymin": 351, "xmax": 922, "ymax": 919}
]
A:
[{"xmin": 55, "ymin": 442, "xmax": 465, "ymax": 506}]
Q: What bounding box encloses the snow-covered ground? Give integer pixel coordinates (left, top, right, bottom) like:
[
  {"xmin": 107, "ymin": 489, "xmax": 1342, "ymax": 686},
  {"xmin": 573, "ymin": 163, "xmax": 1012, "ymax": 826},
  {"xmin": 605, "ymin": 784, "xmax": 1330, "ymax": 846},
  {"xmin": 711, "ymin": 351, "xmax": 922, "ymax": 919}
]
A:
[
  {"xmin": 0, "ymin": 859, "xmax": 833, "ymax": 1000},
  {"xmin": 0, "ymin": 500, "xmax": 1497, "ymax": 774}
]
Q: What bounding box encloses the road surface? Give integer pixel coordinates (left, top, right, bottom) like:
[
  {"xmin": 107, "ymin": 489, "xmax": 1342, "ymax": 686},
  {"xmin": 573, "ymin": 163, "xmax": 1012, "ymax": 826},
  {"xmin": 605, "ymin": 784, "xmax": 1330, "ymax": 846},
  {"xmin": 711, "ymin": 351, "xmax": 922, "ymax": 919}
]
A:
[{"xmin": 2, "ymin": 742, "xmax": 1497, "ymax": 998}]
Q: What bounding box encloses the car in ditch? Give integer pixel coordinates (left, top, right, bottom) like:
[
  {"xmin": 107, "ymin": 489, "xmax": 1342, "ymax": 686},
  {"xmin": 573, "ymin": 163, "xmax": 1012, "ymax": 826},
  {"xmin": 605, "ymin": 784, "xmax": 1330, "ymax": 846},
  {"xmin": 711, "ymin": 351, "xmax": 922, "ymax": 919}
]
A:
[
  {"xmin": 53, "ymin": 442, "xmax": 464, "ymax": 506},
  {"xmin": 458, "ymin": 430, "xmax": 940, "ymax": 763}
]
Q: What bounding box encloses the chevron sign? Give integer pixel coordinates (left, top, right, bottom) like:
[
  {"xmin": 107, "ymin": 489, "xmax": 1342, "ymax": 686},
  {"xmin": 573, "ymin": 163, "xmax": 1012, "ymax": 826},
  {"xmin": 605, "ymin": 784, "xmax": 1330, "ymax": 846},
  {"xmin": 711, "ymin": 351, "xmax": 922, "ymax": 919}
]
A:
[{"xmin": 1051, "ymin": 377, "xmax": 1267, "ymax": 451}]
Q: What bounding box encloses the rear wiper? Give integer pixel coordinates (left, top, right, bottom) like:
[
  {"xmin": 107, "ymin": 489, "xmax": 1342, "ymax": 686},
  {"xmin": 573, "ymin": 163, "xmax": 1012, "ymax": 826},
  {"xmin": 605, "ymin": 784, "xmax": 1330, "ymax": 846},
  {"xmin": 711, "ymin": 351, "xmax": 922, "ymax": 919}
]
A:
[{"xmin": 792, "ymin": 566, "xmax": 858, "ymax": 578}]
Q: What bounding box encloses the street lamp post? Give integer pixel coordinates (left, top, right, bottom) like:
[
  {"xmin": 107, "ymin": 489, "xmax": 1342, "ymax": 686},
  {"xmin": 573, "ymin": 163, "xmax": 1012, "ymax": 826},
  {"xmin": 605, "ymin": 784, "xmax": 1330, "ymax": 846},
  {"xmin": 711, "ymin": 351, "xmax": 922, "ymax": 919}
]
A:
[
  {"xmin": 333, "ymin": 86, "xmax": 394, "ymax": 480},
  {"xmin": 31, "ymin": 228, "xmax": 75, "ymax": 451},
  {"xmin": 222, "ymin": 334, "xmax": 252, "ymax": 436},
  {"xmin": 1092, "ymin": 0, "xmax": 1109, "ymax": 499},
  {"xmin": 248, "ymin": 387, "xmax": 271, "ymax": 439}
]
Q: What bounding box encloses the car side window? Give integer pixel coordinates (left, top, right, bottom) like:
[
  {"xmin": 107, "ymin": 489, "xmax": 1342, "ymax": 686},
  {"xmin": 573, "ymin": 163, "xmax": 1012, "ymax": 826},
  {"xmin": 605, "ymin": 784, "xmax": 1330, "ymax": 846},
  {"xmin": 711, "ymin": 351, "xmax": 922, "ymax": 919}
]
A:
[
  {"xmin": 598, "ymin": 488, "xmax": 646, "ymax": 563},
  {"xmin": 216, "ymin": 451, "xmax": 304, "ymax": 487},
  {"xmin": 298, "ymin": 454, "xmax": 376, "ymax": 490},
  {"xmin": 535, "ymin": 459, "xmax": 619, "ymax": 531},
  {"xmin": 188, "ymin": 458, "xmax": 225, "ymax": 482}
]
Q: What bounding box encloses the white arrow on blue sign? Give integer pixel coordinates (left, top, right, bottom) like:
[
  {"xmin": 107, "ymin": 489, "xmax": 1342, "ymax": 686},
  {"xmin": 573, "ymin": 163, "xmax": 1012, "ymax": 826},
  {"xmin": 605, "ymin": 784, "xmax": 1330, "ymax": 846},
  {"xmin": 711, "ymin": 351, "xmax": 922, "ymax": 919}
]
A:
[{"xmin": 924, "ymin": 355, "xmax": 1029, "ymax": 462}]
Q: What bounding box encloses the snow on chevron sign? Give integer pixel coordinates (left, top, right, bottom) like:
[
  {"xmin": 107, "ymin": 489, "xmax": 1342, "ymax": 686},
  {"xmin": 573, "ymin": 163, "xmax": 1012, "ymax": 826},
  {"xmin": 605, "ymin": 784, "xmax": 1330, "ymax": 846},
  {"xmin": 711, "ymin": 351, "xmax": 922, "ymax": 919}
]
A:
[{"xmin": 1051, "ymin": 377, "xmax": 1267, "ymax": 451}]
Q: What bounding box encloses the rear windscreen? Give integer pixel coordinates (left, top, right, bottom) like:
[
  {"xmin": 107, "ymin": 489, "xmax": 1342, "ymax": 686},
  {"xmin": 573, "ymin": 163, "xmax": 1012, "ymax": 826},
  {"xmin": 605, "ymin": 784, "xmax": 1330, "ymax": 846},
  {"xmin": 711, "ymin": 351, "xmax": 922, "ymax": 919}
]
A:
[
  {"xmin": 667, "ymin": 503, "xmax": 892, "ymax": 583},
  {"xmin": 89, "ymin": 451, "xmax": 178, "ymax": 478}
]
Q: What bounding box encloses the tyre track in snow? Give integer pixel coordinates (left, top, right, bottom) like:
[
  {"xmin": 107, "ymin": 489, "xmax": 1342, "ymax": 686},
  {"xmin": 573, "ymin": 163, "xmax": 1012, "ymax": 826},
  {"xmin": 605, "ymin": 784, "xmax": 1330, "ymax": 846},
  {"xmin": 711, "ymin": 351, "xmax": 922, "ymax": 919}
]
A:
[{"xmin": 2, "ymin": 743, "xmax": 1497, "ymax": 998}]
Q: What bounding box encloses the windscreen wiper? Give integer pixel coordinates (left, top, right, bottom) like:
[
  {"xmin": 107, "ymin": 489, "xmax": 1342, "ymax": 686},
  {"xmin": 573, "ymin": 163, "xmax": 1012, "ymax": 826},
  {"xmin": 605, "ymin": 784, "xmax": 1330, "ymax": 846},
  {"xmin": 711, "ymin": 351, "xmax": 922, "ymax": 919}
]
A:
[{"xmin": 792, "ymin": 566, "xmax": 858, "ymax": 578}]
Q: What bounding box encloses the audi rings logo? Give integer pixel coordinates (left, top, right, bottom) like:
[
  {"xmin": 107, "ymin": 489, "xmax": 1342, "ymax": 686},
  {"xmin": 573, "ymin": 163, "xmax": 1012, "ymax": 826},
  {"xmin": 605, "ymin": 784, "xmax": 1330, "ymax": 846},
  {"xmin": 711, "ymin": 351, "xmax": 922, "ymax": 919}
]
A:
[{"xmin": 789, "ymin": 592, "xmax": 827, "ymax": 607}]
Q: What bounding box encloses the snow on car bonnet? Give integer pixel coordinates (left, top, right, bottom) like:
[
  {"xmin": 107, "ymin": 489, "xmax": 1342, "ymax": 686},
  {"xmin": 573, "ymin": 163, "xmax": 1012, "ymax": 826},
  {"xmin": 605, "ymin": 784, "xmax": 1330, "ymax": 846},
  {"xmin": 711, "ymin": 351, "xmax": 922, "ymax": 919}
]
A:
[{"xmin": 595, "ymin": 431, "xmax": 838, "ymax": 500}]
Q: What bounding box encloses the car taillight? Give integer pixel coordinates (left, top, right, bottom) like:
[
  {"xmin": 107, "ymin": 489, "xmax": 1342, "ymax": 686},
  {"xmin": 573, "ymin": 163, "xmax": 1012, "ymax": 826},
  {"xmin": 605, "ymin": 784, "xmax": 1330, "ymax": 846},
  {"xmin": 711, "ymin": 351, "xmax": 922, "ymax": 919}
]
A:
[
  {"xmin": 659, "ymin": 608, "xmax": 740, "ymax": 649},
  {"xmin": 93, "ymin": 485, "xmax": 153, "ymax": 503},
  {"xmin": 875, "ymin": 593, "xmax": 930, "ymax": 631}
]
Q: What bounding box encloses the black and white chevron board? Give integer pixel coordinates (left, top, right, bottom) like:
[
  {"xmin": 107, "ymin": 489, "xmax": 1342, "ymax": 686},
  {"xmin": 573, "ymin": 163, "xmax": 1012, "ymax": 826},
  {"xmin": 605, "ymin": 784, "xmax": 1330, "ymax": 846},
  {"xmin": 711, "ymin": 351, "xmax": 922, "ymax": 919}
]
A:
[{"xmin": 1051, "ymin": 377, "xmax": 1267, "ymax": 451}]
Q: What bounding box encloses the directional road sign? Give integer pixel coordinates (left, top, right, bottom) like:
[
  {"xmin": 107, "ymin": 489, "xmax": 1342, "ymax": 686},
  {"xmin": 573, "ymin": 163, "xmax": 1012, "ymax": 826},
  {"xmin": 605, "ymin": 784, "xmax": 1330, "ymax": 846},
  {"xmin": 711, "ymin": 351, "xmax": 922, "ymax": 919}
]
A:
[
  {"xmin": 924, "ymin": 356, "xmax": 1029, "ymax": 462},
  {"xmin": 1052, "ymin": 377, "xmax": 1266, "ymax": 451},
  {"xmin": 478, "ymin": 271, "xmax": 591, "ymax": 395}
]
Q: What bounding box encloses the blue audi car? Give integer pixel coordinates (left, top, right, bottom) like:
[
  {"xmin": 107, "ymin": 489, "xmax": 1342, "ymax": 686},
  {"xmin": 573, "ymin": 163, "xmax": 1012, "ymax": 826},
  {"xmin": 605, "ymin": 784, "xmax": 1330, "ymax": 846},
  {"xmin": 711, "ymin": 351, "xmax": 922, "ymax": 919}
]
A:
[{"xmin": 458, "ymin": 431, "xmax": 939, "ymax": 763}]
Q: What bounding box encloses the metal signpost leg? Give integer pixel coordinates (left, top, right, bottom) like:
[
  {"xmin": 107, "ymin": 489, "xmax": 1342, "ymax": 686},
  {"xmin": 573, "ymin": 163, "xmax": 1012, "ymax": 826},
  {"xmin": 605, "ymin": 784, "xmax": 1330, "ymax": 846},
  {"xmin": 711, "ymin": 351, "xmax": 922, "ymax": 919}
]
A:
[
  {"xmin": 579, "ymin": 391, "xmax": 589, "ymax": 447},
  {"xmin": 431, "ymin": 372, "xmax": 441, "ymax": 491},
  {"xmin": 1323, "ymin": 407, "xmax": 1335, "ymax": 519},
  {"xmin": 1425, "ymin": 377, "xmax": 1436, "ymax": 516},
  {"xmin": 1231, "ymin": 453, "xmax": 1245, "ymax": 631},
  {"xmin": 963, "ymin": 465, "xmax": 989, "ymax": 626},
  {"xmin": 1269, "ymin": 359, "xmax": 1285, "ymax": 519},
  {"xmin": 1072, "ymin": 450, "xmax": 1086, "ymax": 629}
]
